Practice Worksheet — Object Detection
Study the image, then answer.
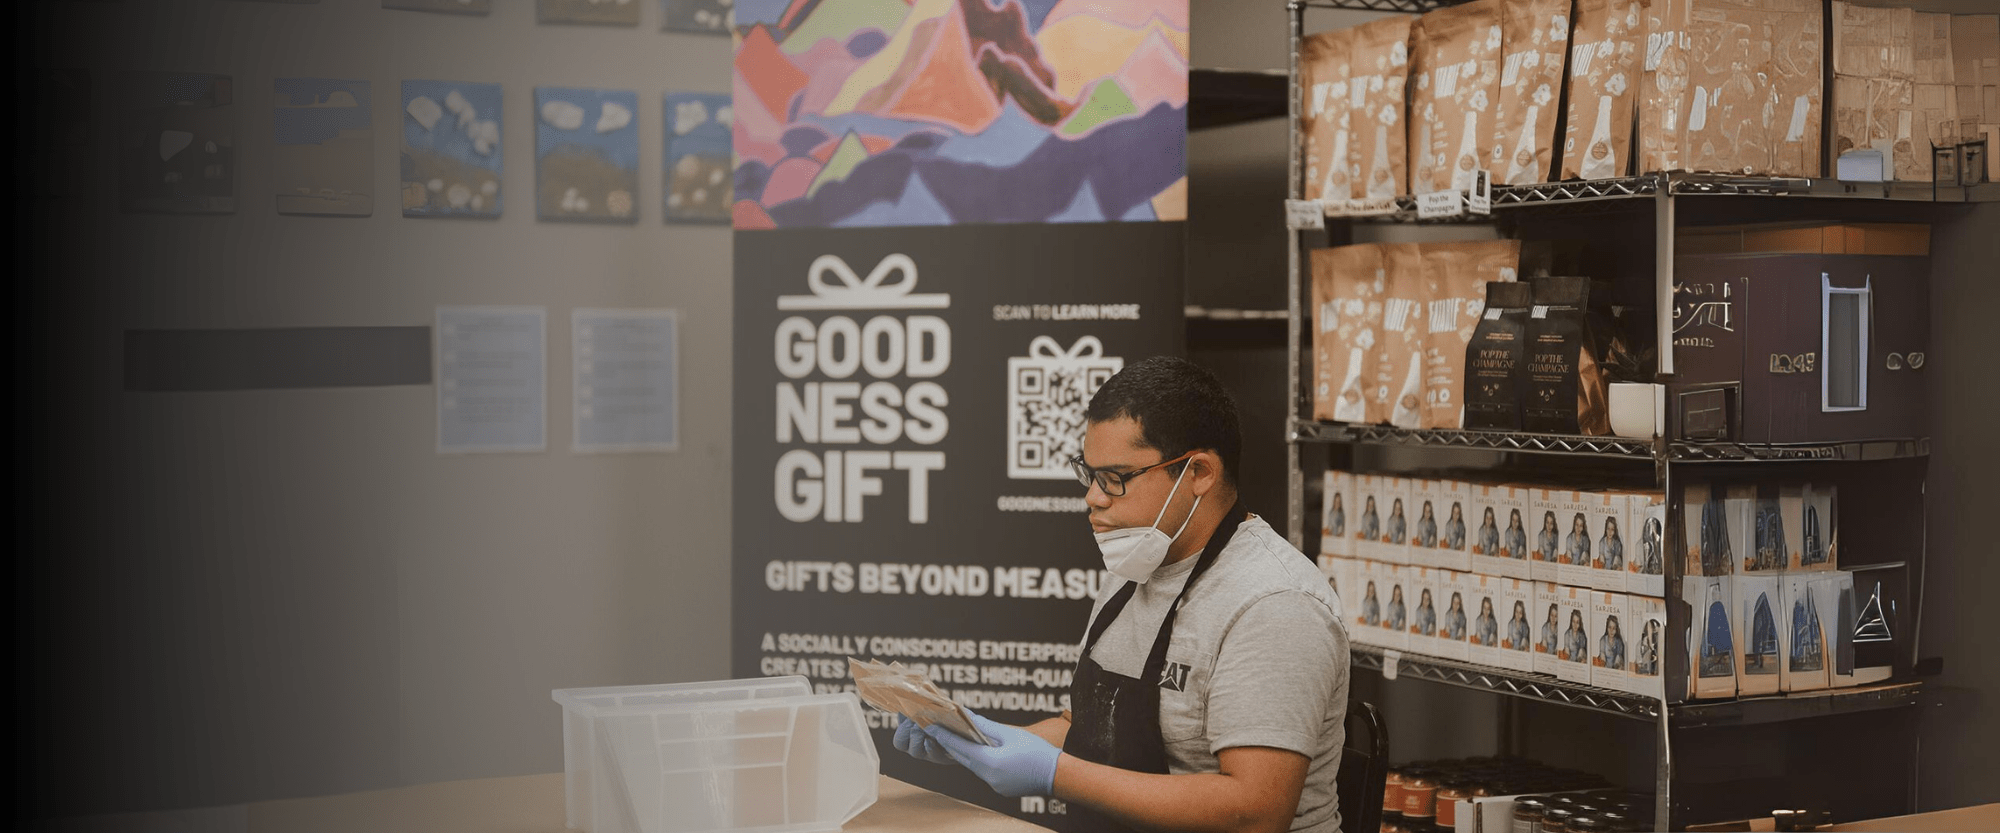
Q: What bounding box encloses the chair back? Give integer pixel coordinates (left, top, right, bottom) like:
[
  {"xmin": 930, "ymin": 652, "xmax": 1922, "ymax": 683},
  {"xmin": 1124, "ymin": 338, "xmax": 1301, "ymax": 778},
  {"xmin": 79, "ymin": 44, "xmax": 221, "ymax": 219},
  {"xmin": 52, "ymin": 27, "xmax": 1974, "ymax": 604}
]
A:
[{"xmin": 1334, "ymin": 698, "xmax": 1387, "ymax": 833}]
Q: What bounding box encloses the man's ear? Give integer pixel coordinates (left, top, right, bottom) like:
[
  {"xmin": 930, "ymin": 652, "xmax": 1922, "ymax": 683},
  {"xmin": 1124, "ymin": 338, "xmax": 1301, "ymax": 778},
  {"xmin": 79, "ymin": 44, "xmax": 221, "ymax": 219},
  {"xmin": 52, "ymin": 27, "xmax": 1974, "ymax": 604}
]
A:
[{"xmin": 1188, "ymin": 449, "xmax": 1223, "ymax": 497}]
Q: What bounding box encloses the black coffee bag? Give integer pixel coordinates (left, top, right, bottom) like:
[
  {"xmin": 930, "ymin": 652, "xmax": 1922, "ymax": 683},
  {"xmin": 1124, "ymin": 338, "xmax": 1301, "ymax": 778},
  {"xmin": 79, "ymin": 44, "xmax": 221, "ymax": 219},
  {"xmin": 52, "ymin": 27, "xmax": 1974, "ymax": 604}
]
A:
[
  {"xmin": 1523, "ymin": 276, "xmax": 1611, "ymax": 434},
  {"xmin": 1463, "ymin": 281, "xmax": 1535, "ymax": 430}
]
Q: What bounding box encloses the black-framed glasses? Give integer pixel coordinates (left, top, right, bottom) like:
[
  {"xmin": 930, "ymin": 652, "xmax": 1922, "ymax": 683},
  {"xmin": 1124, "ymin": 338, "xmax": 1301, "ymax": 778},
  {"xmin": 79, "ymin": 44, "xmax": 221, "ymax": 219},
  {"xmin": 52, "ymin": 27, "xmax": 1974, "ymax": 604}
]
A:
[{"xmin": 1068, "ymin": 449, "xmax": 1197, "ymax": 497}]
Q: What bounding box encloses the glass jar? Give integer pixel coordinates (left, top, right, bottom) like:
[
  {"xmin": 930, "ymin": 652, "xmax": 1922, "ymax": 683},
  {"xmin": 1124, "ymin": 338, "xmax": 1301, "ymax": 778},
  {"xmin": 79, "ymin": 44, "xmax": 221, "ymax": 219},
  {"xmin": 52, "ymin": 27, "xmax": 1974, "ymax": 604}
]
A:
[
  {"xmin": 1384, "ymin": 770, "xmax": 1406, "ymax": 826},
  {"xmin": 1542, "ymin": 807, "xmax": 1575, "ymax": 833},
  {"xmin": 1568, "ymin": 816, "xmax": 1607, "ymax": 833},
  {"xmin": 1436, "ymin": 782, "xmax": 1470, "ymax": 833},
  {"xmin": 1402, "ymin": 774, "xmax": 1438, "ymax": 819},
  {"xmin": 1509, "ymin": 797, "xmax": 1547, "ymax": 833}
]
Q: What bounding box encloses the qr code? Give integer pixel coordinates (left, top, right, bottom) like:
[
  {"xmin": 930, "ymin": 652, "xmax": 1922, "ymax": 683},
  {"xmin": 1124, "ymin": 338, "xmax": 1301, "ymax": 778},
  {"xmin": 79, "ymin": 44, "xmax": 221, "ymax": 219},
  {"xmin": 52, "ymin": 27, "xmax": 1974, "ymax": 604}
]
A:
[{"xmin": 1008, "ymin": 336, "xmax": 1122, "ymax": 480}]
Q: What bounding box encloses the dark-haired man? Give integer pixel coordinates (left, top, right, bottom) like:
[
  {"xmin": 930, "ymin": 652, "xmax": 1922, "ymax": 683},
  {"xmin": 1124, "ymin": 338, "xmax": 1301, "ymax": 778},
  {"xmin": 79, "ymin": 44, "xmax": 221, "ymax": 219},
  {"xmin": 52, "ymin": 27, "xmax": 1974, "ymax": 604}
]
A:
[{"xmin": 895, "ymin": 357, "xmax": 1351, "ymax": 833}]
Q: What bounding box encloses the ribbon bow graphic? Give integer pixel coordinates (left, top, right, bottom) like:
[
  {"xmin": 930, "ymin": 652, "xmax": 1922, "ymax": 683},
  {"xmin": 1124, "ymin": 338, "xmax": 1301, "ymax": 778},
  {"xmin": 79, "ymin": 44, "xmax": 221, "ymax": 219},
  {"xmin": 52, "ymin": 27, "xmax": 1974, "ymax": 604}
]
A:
[
  {"xmin": 777, "ymin": 253, "xmax": 951, "ymax": 311},
  {"xmin": 1027, "ymin": 335, "xmax": 1106, "ymax": 361}
]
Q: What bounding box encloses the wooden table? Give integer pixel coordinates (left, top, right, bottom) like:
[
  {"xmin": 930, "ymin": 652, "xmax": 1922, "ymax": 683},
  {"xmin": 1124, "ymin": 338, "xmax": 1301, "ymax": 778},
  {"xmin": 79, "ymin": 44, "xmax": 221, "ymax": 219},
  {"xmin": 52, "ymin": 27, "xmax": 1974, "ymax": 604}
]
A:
[{"xmin": 244, "ymin": 771, "xmax": 1052, "ymax": 833}]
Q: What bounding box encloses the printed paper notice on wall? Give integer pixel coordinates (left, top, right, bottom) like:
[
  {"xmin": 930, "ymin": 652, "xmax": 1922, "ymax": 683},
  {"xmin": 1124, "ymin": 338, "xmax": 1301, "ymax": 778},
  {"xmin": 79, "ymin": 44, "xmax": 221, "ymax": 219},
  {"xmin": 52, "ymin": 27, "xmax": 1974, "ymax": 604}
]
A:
[
  {"xmin": 437, "ymin": 306, "xmax": 547, "ymax": 454},
  {"xmin": 573, "ymin": 308, "xmax": 680, "ymax": 453}
]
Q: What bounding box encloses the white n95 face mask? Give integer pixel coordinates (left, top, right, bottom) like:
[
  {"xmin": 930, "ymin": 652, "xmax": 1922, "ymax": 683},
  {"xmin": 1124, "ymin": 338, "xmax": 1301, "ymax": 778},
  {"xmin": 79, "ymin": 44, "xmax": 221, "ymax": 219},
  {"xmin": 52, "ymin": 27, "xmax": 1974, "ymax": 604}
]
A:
[{"xmin": 1094, "ymin": 460, "xmax": 1202, "ymax": 584}]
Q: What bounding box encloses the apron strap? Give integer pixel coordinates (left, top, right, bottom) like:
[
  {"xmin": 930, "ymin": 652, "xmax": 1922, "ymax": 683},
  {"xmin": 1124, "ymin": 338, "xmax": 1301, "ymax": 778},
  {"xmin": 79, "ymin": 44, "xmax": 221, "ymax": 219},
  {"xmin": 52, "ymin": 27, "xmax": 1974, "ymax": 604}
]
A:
[{"xmin": 1138, "ymin": 501, "xmax": 1245, "ymax": 689}]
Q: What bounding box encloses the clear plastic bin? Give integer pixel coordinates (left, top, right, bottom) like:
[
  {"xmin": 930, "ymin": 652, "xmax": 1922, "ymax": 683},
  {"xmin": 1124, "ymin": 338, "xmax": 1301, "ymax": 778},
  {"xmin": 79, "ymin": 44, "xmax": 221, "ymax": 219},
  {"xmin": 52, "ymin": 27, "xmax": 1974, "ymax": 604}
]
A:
[{"xmin": 553, "ymin": 677, "xmax": 879, "ymax": 833}]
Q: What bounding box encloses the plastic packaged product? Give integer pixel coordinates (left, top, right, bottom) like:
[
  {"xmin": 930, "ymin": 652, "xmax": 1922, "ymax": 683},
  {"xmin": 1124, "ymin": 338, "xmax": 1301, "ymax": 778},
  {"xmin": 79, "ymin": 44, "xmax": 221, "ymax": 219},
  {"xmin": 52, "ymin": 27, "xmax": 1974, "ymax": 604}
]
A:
[
  {"xmin": 1422, "ymin": 240, "xmax": 1522, "ymax": 429},
  {"xmin": 1311, "ymin": 244, "xmax": 1385, "ymax": 424},
  {"xmin": 1409, "ymin": 0, "xmax": 1505, "ymax": 194},
  {"xmin": 1301, "ymin": 26, "xmax": 1359, "ymax": 202},
  {"xmin": 1463, "ymin": 280, "xmax": 1537, "ymax": 431},
  {"xmin": 1375, "ymin": 243, "xmax": 1430, "ymax": 428},
  {"xmin": 1560, "ymin": 0, "xmax": 1642, "ymax": 180},
  {"xmin": 1493, "ymin": 0, "xmax": 1573, "ymax": 184}
]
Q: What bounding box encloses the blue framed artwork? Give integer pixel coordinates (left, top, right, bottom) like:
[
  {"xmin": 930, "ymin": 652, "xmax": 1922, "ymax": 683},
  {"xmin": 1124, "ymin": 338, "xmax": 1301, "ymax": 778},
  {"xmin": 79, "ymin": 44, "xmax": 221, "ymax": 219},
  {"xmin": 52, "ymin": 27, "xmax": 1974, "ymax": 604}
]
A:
[
  {"xmin": 402, "ymin": 80, "xmax": 503, "ymax": 218},
  {"xmin": 535, "ymin": 87, "xmax": 639, "ymax": 223},
  {"xmin": 273, "ymin": 78, "xmax": 373, "ymax": 216},
  {"xmin": 539, "ymin": 0, "xmax": 640, "ymax": 26},
  {"xmin": 120, "ymin": 72, "xmax": 236, "ymax": 214},
  {"xmin": 663, "ymin": 92, "xmax": 731, "ymax": 223},
  {"xmin": 662, "ymin": 0, "xmax": 729, "ymax": 34}
]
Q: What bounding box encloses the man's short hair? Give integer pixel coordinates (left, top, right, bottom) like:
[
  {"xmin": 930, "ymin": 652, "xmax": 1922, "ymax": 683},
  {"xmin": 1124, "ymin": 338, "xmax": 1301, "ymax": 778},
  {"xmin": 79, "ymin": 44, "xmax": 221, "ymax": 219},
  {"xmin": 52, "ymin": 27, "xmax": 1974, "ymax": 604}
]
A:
[{"xmin": 1085, "ymin": 356, "xmax": 1241, "ymax": 485}]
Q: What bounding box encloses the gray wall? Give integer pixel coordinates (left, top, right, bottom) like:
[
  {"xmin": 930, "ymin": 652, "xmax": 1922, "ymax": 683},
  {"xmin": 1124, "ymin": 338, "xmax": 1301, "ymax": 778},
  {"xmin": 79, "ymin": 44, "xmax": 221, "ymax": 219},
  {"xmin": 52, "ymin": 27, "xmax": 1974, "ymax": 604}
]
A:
[{"xmin": 37, "ymin": 1, "xmax": 734, "ymax": 815}]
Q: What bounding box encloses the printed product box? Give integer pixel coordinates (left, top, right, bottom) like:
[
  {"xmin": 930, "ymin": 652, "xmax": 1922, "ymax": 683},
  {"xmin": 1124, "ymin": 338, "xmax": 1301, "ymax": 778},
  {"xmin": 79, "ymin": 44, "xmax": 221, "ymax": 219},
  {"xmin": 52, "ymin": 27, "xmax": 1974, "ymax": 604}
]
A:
[
  {"xmin": 1559, "ymin": 0, "xmax": 1643, "ymax": 180},
  {"xmin": 1435, "ymin": 479, "xmax": 1474, "ymax": 572},
  {"xmin": 1686, "ymin": 575, "xmax": 1738, "ymax": 699},
  {"xmin": 1354, "ymin": 474, "xmax": 1390, "ymax": 562},
  {"xmin": 1466, "ymin": 572, "xmax": 1511, "ymax": 668},
  {"xmin": 1319, "ymin": 553, "xmax": 1358, "ymax": 620},
  {"xmin": 1434, "ymin": 569, "xmax": 1474, "ymax": 661},
  {"xmin": 1627, "ymin": 594, "xmax": 1667, "ymax": 700},
  {"xmin": 1408, "ymin": 0, "xmax": 1505, "ymax": 195},
  {"xmin": 1301, "ymin": 26, "xmax": 1359, "ymax": 203},
  {"xmin": 1794, "ymin": 483, "xmax": 1837, "ymax": 571},
  {"xmin": 1531, "ymin": 580, "xmax": 1565, "ymax": 677},
  {"xmin": 1588, "ymin": 590, "xmax": 1631, "ymax": 691},
  {"xmin": 1742, "ymin": 484, "xmax": 1793, "ymax": 574},
  {"xmin": 1411, "ymin": 478, "xmax": 1449, "ymax": 567},
  {"xmin": 1552, "ymin": 583, "xmax": 1593, "ymax": 684},
  {"xmin": 1491, "ymin": 0, "xmax": 1573, "ymax": 185},
  {"xmin": 1322, "ymin": 469, "xmax": 1355, "ymax": 558},
  {"xmin": 1624, "ymin": 490, "xmax": 1667, "ymax": 597},
  {"xmin": 1554, "ymin": 490, "xmax": 1600, "ymax": 589},
  {"xmin": 1350, "ymin": 15, "xmax": 1416, "ymax": 201},
  {"xmin": 1583, "ymin": 491, "xmax": 1628, "ymax": 592},
  {"xmin": 1733, "ymin": 574, "xmax": 1782, "ymax": 696},
  {"xmin": 1351, "ymin": 558, "xmax": 1382, "ymax": 647},
  {"xmin": 1406, "ymin": 566, "xmax": 1443, "ymax": 657},
  {"xmin": 1381, "ymin": 476, "xmax": 1416, "ymax": 564},
  {"xmin": 1723, "ymin": 485, "xmax": 1757, "ymax": 577},
  {"xmin": 1779, "ymin": 573, "xmax": 1829, "ymax": 692},
  {"xmin": 1380, "ymin": 563, "xmax": 1413, "ymax": 651},
  {"xmin": 1467, "ymin": 482, "xmax": 1510, "ymax": 576},
  {"xmin": 1817, "ymin": 570, "xmax": 1858, "ymax": 688},
  {"xmin": 1497, "ymin": 576, "xmax": 1538, "ymax": 672},
  {"xmin": 1529, "ymin": 488, "xmax": 1567, "ymax": 582},
  {"xmin": 1684, "ymin": 482, "xmax": 1728, "ymax": 577},
  {"xmin": 1848, "ymin": 564, "xmax": 1903, "ymax": 685}
]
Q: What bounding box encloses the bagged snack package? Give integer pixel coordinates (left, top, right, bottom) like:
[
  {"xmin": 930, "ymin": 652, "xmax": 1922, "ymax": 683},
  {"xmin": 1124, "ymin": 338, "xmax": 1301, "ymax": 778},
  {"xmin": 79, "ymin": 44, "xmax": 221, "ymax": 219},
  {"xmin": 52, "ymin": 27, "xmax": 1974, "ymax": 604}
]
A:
[
  {"xmin": 1639, "ymin": 0, "xmax": 1693, "ymax": 172},
  {"xmin": 1351, "ymin": 15, "xmax": 1416, "ymax": 200},
  {"xmin": 1494, "ymin": 0, "xmax": 1575, "ymax": 184},
  {"xmin": 1684, "ymin": 0, "xmax": 1823, "ymax": 176},
  {"xmin": 1561, "ymin": 0, "xmax": 1643, "ymax": 180},
  {"xmin": 1409, "ymin": 0, "xmax": 1506, "ymax": 194},
  {"xmin": 1311, "ymin": 244, "xmax": 1385, "ymax": 424},
  {"xmin": 1322, "ymin": 469, "xmax": 1355, "ymax": 558},
  {"xmin": 1302, "ymin": 27, "xmax": 1358, "ymax": 202},
  {"xmin": 1522, "ymin": 276, "xmax": 1611, "ymax": 435},
  {"xmin": 1462, "ymin": 280, "xmax": 1536, "ymax": 430},
  {"xmin": 1374, "ymin": 243, "xmax": 1430, "ymax": 428},
  {"xmin": 1733, "ymin": 574, "xmax": 1782, "ymax": 696},
  {"xmin": 1422, "ymin": 239, "xmax": 1522, "ymax": 429}
]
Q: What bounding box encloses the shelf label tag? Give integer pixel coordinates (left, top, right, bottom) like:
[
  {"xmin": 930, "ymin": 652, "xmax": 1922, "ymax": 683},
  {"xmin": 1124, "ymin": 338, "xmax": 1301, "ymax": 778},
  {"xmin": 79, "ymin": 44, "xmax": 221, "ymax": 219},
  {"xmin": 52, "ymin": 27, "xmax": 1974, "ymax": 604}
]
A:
[
  {"xmin": 1321, "ymin": 198, "xmax": 1354, "ymax": 218},
  {"xmin": 1349, "ymin": 196, "xmax": 1400, "ymax": 216},
  {"xmin": 1468, "ymin": 169, "xmax": 1493, "ymax": 215},
  {"xmin": 1286, "ymin": 199, "xmax": 1326, "ymax": 230},
  {"xmin": 1382, "ymin": 649, "xmax": 1401, "ymax": 680},
  {"xmin": 1416, "ymin": 190, "xmax": 1465, "ymax": 219}
]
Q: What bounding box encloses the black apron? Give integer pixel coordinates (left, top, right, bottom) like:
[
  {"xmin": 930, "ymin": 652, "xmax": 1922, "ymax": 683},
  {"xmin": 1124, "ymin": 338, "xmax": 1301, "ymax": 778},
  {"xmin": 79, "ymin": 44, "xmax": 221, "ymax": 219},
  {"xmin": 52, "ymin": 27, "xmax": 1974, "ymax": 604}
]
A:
[{"xmin": 1060, "ymin": 502, "xmax": 1246, "ymax": 833}]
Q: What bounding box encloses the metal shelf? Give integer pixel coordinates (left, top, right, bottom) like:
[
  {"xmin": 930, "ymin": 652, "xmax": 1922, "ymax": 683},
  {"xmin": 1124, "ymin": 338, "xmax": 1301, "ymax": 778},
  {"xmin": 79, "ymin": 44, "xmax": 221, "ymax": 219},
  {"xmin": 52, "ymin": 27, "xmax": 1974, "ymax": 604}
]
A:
[
  {"xmin": 1352, "ymin": 645, "xmax": 1662, "ymax": 720},
  {"xmin": 1294, "ymin": 0, "xmax": 1464, "ymax": 12},
  {"xmin": 1311, "ymin": 173, "xmax": 1998, "ymax": 224},
  {"xmin": 1291, "ymin": 421, "xmax": 1929, "ymax": 462},
  {"xmin": 1671, "ymin": 681, "xmax": 1925, "ymax": 729}
]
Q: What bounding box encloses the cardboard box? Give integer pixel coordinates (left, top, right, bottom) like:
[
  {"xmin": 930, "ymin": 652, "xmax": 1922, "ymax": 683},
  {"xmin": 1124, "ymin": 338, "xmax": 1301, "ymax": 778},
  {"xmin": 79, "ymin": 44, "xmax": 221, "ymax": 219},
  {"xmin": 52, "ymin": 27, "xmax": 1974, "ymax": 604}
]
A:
[
  {"xmin": 1687, "ymin": 575, "xmax": 1738, "ymax": 699},
  {"xmin": 1795, "ymin": 483, "xmax": 1837, "ymax": 571},
  {"xmin": 1685, "ymin": 482, "xmax": 1733, "ymax": 577},
  {"xmin": 1497, "ymin": 576, "xmax": 1538, "ymax": 671},
  {"xmin": 1301, "ymin": 27, "xmax": 1358, "ymax": 202},
  {"xmin": 1350, "ymin": 15, "xmax": 1416, "ymax": 200},
  {"xmin": 1409, "ymin": 0, "xmax": 1505, "ymax": 194},
  {"xmin": 1672, "ymin": 248, "xmax": 1932, "ymax": 444},
  {"xmin": 1848, "ymin": 564, "xmax": 1904, "ymax": 685},
  {"xmin": 1734, "ymin": 574, "xmax": 1782, "ymax": 695},
  {"xmin": 1310, "ymin": 244, "xmax": 1385, "ymax": 424},
  {"xmin": 1532, "ymin": 580, "xmax": 1565, "ymax": 676},
  {"xmin": 1818, "ymin": 570, "xmax": 1858, "ymax": 688},
  {"xmin": 1437, "ymin": 479, "xmax": 1474, "ymax": 572},
  {"xmin": 1583, "ymin": 491, "xmax": 1628, "ymax": 592},
  {"xmin": 1354, "ymin": 474, "xmax": 1399, "ymax": 563},
  {"xmin": 1676, "ymin": 221, "xmax": 1932, "ymax": 256},
  {"xmin": 1724, "ymin": 484, "xmax": 1757, "ymax": 575},
  {"xmin": 1411, "ymin": 478, "xmax": 1448, "ymax": 567},
  {"xmin": 1436, "ymin": 569, "xmax": 1473, "ymax": 661},
  {"xmin": 1683, "ymin": 0, "xmax": 1823, "ymax": 176},
  {"xmin": 1552, "ymin": 583, "xmax": 1593, "ymax": 684},
  {"xmin": 1384, "ymin": 476, "xmax": 1416, "ymax": 563},
  {"xmin": 1555, "ymin": 491, "xmax": 1604, "ymax": 589},
  {"xmin": 1742, "ymin": 484, "xmax": 1793, "ymax": 574},
  {"xmin": 1628, "ymin": 594, "xmax": 1667, "ymax": 699},
  {"xmin": 1319, "ymin": 554, "xmax": 1358, "ymax": 623},
  {"xmin": 1588, "ymin": 590, "xmax": 1631, "ymax": 690},
  {"xmin": 1406, "ymin": 565, "xmax": 1443, "ymax": 656},
  {"xmin": 1374, "ymin": 244, "xmax": 1429, "ymax": 429},
  {"xmin": 1530, "ymin": 488, "xmax": 1566, "ymax": 582},
  {"xmin": 1466, "ymin": 572, "xmax": 1510, "ymax": 666},
  {"xmin": 1467, "ymin": 482, "xmax": 1509, "ymax": 576},
  {"xmin": 1560, "ymin": 0, "xmax": 1642, "ymax": 179},
  {"xmin": 1499, "ymin": 484, "xmax": 1536, "ymax": 578},
  {"xmin": 1351, "ymin": 558, "xmax": 1380, "ymax": 647},
  {"xmin": 1381, "ymin": 563, "xmax": 1414, "ymax": 650},
  {"xmin": 1492, "ymin": 0, "xmax": 1574, "ymax": 184},
  {"xmin": 1625, "ymin": 490, "xmax": 1667, "ymax": 598},
  {"xmin": 1322, "ymin": 469, "xmax": 1355, "ymax": 558},
  {"xmin": 1780, "ymin": 573, "xmax": 1829, "ymax": 692}
]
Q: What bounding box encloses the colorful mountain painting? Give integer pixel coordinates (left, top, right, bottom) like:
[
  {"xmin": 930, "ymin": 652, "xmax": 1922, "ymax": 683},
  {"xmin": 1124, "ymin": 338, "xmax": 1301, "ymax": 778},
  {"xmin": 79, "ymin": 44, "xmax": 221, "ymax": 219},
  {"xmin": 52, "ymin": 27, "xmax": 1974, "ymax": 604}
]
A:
[{"xmin": 732, "ymin": 0, "xmax": 1188, "ymax": 228}]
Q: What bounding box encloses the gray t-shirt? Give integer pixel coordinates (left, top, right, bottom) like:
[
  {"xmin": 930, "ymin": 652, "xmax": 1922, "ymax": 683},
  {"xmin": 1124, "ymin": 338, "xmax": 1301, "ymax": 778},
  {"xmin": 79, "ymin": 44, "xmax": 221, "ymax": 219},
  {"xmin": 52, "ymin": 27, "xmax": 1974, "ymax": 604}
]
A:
[{"xmin": 1081, "ymin": 514, "xmax": 1351, "ymax": 833}]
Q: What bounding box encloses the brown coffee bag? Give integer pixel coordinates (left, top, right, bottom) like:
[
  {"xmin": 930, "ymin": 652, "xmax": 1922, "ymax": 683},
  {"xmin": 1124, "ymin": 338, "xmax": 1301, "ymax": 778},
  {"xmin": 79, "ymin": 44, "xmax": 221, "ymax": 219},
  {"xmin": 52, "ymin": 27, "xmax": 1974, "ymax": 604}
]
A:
[
  {"xmin": 1561, "ymin": 0, "xmax": 1643, "ymax": 180},
  {"xmin": 1312, "ymin": 244, "xmax": 1385, "ymax": 424},
  {"xmin": 1374, "ymin": 243, "xmax": 1429, "ymax": 428},
  {"xmin": 1422, "ymin": 239, "xmax": 1522, "ymax": 429},
  {"xmin": 1351, "ymin": 15, "xmax": 1416, "ymax": 200},
  {"xmin": 1493, "ymin": 0, "xmax": 1573, "ymax": 184},
  {"xmin": 1410, "ymin": 0, "xmax": 1505, "ymax": 194},
  {"xmin": 1303, "ymin": 27, "xmax": 1358, "ymax": 202}
]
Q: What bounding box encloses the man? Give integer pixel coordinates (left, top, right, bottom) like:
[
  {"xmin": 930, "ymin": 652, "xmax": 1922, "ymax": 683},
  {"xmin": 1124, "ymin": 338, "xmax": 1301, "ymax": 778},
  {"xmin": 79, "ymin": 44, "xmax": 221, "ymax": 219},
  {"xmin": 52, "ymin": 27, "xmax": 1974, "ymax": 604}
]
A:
[{"xmin": 893, "ymin": 357, "xmax": 1350, "ymax": 833}]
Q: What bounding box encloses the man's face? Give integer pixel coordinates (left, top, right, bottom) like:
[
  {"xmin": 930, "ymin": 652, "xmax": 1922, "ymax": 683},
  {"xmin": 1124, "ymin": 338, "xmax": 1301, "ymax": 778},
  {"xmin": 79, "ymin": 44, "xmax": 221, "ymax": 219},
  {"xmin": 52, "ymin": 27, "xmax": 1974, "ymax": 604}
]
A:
[{"xmin": 1081, "ymin": 416, "xmax": 1196, "ymax": 537}]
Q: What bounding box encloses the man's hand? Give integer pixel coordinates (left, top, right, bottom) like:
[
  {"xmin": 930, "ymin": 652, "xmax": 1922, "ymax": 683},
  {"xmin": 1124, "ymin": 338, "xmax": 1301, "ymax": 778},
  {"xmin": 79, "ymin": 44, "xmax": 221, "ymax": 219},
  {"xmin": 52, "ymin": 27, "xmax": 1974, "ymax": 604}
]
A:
[
  {"xmin": 891, "ymin": 717, "xmax": 957, "ymax": 765},
  {"xmin": 921, "ymin": 713, "xmax": 1061, "ymax": 798}
]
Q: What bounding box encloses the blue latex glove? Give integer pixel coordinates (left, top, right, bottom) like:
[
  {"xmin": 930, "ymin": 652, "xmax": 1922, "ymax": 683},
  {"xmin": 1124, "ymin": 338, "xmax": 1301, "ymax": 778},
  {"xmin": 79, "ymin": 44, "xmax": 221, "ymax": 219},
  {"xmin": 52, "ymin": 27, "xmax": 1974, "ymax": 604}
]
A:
[
  {"xmin": 892, "ymin": 716, "xmax": 957, "ymax": 764},
  {"xmin": 922, "ymin": 713, "xmax": 1061, "ymax": 798}
]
